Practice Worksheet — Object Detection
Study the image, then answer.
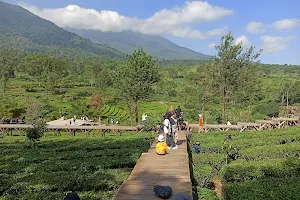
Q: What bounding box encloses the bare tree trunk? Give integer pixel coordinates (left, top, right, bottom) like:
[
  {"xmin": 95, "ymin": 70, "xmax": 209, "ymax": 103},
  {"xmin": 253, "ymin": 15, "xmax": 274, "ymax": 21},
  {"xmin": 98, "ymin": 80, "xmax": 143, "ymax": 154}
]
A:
[
  {"xmin": 127, "ymin": 103, "xmax": 133, "ymax": 125},
  {"xmin": 135, "ymin": 101, "xmax": 139, "ymax": 125},
  {"xmin": 221, "ymin": 100, "xmax": 226, "ymax": 124},
  {"xmin": 221, "ymin": 84, "xmax": 226, "ymax": 124}
]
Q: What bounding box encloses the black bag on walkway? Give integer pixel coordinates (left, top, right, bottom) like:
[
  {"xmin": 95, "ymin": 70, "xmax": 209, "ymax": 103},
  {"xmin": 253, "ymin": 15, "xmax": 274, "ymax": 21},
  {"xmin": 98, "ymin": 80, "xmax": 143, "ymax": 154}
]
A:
[
  {"xmin": 153, "ymin": 185, "xmax": 173, "ymax": 199},
  {"xmin": 64, "ymin": 192, "xmax": 80, "ymax": 200}
]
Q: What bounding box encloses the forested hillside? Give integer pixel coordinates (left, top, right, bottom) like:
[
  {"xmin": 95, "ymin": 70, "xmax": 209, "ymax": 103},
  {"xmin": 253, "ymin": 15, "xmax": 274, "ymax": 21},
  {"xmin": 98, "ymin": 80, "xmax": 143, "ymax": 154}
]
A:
[
  {"xmin": 67, "ymin": 28, "xmax": 211, "ymax": 60},
  {"xmin": 0, "ymin": 1, "xmax": 124, "ymax": 59},
  {"xmin": 1, "ymin": 47, "xmax": 300, "ymax": 124}
]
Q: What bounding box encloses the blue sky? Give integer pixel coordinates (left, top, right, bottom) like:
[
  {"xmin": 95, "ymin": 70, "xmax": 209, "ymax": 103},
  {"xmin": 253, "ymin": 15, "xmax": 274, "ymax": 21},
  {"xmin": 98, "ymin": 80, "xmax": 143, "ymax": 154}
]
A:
[{"xmin": 5, "ymin": 0, "xmax": 300, "ymax": 64}]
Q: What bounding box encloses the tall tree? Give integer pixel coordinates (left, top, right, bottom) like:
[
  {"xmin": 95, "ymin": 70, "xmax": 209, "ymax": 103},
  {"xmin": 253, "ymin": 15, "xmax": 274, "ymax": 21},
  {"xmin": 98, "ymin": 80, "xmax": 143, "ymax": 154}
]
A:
[
  {"xmin": 0, "ymin": 51, "xmax": 21, "ymax": 93},
  {"xmin": 20, "ymin": 54, "xmax": 68, "ymax": 92},
  {"xmin": 0, "ymin": 53, "xmax": 11, "ymax": 93},
  {"xmin": 115, "ymin": 49, "xmax": 160, "ymax": 124},
  {"xmin": 89, "ymin": 63, "xmax": 112, "ymax": 89},
  {"xmin": 20, "ymin": 54, "xmax": 49, "ymax": 86},
  {"xmin": 202, "ymin": 33, "xmax": 262, "ymax": 123},
  {"xmin": 25, "ymin": 100, "xmax": 43, "ymax": 123},
  {"xmin": 89, "ymin": 94, "xmax": 105, "ymax": 119}
]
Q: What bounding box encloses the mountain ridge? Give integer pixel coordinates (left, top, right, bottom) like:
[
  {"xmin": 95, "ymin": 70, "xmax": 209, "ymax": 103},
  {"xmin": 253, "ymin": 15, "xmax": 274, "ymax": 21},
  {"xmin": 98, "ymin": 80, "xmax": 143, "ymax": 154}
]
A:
[
  {"xmin": 66, "ymin": 28, "xmax": 211, "ymax": 60},
  {"xmin": 0, "ymin": 1, "xmax": 211, "ymax": 60},
  {"xmin": 0, "ymin": 1, "xmax": 124, "ymax": 59}
]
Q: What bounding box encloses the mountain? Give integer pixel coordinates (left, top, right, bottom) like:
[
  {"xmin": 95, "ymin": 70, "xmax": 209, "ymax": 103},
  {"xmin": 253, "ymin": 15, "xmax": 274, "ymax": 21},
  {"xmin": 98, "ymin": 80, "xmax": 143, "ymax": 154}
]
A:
[
  {"xmin": 0, "ymin": 1, "xmax": 124, "ymax": 59},
  {"xmin": 66, "ymin": 28, "xmax": 211, "ymax": 60}
]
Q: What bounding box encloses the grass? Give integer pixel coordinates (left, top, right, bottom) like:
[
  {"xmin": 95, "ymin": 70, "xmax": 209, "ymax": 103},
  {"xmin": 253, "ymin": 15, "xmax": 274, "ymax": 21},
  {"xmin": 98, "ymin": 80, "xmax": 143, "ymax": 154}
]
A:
[
  {"xmin": 190, "ymin": 127, "xmax": 300, "ymax": 200},
  {"xmin": 0, "ymin": 132, "xmax": 154, "ymax": 200}
]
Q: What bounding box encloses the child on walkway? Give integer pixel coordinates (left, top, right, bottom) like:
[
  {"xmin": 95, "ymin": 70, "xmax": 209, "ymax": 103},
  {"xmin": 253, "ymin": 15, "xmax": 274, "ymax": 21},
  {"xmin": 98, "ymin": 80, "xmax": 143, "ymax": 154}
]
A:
[{"xmin": 156, "ymin": 135, "xmax": 168, "ymax": 155}]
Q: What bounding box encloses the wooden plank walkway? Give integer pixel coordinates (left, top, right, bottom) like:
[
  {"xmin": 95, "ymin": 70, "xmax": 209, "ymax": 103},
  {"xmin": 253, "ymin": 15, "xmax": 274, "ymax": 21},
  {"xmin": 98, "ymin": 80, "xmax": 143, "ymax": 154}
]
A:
[
  {"xmin": 0, "ymin": 124, "xmax": 142, "ymax": 135},
  {"xmin": 114, "ymin": 130, "xmax": 193, "ymax": 200},
  {"xmin": 189, "ymin": 117, "xmax": 300, "ymax": 132}
]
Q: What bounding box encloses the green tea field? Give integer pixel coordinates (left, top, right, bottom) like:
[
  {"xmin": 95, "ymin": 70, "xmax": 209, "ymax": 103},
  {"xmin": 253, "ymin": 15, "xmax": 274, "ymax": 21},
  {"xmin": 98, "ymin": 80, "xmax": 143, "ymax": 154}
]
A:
[
  {"xmin": 0, "ymin": 132, "xmax": 154, "ymax": 200},
  {"xmin": 191, "ymin": 127, "xmax": 300, "ymax": 200}
]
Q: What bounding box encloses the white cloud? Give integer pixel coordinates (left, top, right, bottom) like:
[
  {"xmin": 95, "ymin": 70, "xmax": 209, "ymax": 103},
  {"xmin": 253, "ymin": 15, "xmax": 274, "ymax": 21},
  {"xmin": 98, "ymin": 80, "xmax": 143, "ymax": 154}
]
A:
[
  {"xmin": 272, "ymin": 19, "xmax": 300, "ymax": 31},
  {"xmin": 208, "ymin": 42, "xmax": 216, "ymax": 48},
  {"xmin": 234, "ymin": 35, "xmax": 250, "ymax": 46},
  {"xmin": 260, "ymin": 36, "xmax": 296, "ymax": 53},
  {"xmin": 19, "ymin": 1, "xmax": 233, "ymax": 39},
  {"xmin": 246, "ymin": 22, "xmax": 266, "ymax": 34},
  {"xmin": 247, "ymin": 19, "xmax": 300, "ymax": 33},
  {"xmin": 171, "ymin": 27, "xmax": 228, "ymax": 39}
]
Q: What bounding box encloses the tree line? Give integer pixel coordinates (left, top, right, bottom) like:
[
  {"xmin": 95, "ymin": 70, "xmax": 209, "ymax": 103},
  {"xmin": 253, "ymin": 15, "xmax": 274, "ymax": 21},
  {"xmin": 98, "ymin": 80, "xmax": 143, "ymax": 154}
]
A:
[{"xmin": 1, "ymin": 33, "xmax": 300, "ymax": 124}]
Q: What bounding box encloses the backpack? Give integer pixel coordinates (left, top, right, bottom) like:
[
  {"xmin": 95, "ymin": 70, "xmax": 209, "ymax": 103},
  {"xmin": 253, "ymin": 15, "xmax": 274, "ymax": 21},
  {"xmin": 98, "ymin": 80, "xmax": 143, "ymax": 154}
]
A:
[
  {"xmin": 169, "ymin": 118, "xmax": 177, "ymax": 126},
  {"xmin": 153, "ymin": 185, "xmax": 173, "ymax": 199}
]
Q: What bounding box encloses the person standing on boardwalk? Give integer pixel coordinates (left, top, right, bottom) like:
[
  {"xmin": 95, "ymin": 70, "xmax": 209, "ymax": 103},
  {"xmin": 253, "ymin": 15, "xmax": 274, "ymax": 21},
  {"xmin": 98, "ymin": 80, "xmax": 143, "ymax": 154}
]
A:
[
  {"xmin": 170, "ymin": 112, "xmax": 179, "ymax": 146},
  {"xmin": 164, "ymin": 116, "xmax": 176, "ymax": 149},
  {"xmin": 164, "ymin": 105, "xmax": 175, "ymax": 119},
  {"xmin": 175, "ymin": 106, "xmax": 182, "ymax": 118}
]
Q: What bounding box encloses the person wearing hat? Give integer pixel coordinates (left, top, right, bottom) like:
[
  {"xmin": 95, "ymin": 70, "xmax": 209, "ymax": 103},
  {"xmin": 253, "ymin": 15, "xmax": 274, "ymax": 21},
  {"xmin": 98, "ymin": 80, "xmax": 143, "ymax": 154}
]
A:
[{"xmin": 156, "ymin": 135, "xmax": 168, "ymax": 155}]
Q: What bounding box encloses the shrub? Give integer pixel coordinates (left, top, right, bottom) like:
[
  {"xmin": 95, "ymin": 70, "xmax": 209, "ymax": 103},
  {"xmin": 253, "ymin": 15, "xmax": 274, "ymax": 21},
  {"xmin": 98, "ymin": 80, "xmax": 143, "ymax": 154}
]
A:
[
  {"xmin": 25, "ymin": 120, "xmax": 47, "ymax": 143},
  {"xmin": 223, "ymin": 177, "xmax": 300, "ymax": 200},
  {"xmin": 52, "ymin": 89, "xmax": 67, "ymax": 95},
  {"xmin": 252, "ymin": 101, "xmax": 279, "ymax": 117},
  {"xmin": 239, "ymin": 142, "xmax": 300, "ymax": 160},
  {"xmin": 220, "ymin": 158, "xmax": 300, "ymax": 182},
  {"xmin": 196, "ymin": 187, "xmax": 219, "ymax": 200}
]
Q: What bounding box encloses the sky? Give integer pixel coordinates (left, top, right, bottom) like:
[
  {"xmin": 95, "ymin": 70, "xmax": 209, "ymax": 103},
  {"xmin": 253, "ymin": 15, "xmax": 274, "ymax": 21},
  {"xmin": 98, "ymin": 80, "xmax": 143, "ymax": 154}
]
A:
[{"xmin": 4, "ymin": 0, "xmax": 300, "ymax": 64}]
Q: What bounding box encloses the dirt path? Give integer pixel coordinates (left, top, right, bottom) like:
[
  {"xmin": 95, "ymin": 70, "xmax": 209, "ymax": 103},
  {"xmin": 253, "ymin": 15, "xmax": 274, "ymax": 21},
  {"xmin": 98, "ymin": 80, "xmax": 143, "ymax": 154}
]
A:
[{"xmin": 213, "ymin": 178, "xmax": 223, "ymax": 199}]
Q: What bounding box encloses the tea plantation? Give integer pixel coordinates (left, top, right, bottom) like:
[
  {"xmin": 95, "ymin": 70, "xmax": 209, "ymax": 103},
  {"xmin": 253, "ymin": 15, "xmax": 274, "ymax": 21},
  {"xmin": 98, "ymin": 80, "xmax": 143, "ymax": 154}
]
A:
[
  {"xmin": 191, "ymin": 127, "xmax": 300, "ymax": 200},
  {"xmin": 0, "ymin": 132, "xmax": 154, "ymax": 200}
]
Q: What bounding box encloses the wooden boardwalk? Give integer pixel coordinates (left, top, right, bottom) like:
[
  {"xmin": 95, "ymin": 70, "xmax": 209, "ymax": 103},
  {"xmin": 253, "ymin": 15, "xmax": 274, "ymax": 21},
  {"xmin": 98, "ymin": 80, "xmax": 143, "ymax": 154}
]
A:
[
  {"xmin": 114, "ymin": 130, "xmax": 193, "ymax": 200},
  {"xmin": 0, "ymin": 123, "xmax": 142, "ymax": 136},
  {"xmin": 189, "ymin": 117, "xmax": 300, "ymax": 132}
]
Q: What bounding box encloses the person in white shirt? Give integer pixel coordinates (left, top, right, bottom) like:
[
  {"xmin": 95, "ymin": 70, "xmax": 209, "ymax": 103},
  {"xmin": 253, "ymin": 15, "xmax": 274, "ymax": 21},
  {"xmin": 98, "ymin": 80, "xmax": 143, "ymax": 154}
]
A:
[
  {"xmin": 142, "ymin": 113, "xmax": 147, "ymax": 126},
  {"xmin": 164, "ymin": 117, "xmax": 177, "ymax": 149}
]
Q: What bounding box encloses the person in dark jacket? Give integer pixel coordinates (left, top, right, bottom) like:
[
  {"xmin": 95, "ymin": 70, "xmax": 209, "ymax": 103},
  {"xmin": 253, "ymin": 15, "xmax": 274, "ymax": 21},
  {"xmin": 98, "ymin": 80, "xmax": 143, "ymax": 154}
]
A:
[
  {"xmin": 193, "ymin": 141, "xmax": 200, "ymax": 154},
  {"xmin": 225, "ymin": 134, "xmax": 232, "ymax": 141},
  {"xmin": 175, "ymin": 106, "xmax": 182, "ymax": 118}
]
